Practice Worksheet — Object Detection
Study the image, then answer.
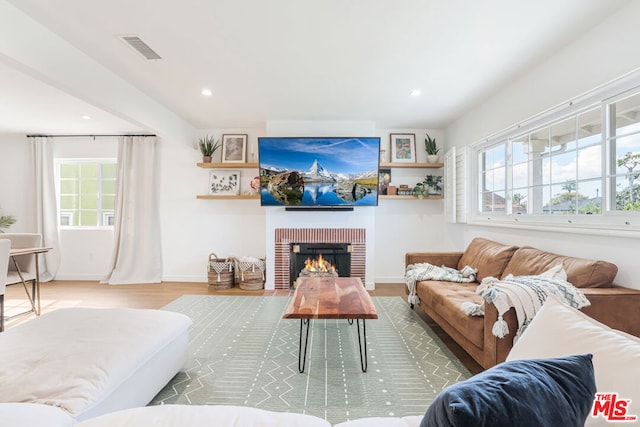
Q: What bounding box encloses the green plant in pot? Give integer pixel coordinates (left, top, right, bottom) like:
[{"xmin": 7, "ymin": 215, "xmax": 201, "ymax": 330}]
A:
[
  {"xmin": 413, "ymin": 175, "xmax": 443, "ymax": 199},
  {"xmin": 198, "ymin": 134, "xmax": 221, "ymax": 163},
  {"xmin": 412, "ymin": 182, "xmax": 430, "ymax": 199},
  {"xmin": 424, "ymin": 133, "xmax": 439, "ymax": 163}
]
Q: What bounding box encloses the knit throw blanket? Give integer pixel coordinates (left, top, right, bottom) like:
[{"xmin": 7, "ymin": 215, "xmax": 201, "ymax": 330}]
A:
[
  {"xmin": 405, "ymin": 263, "xmax": 478, "ymax": 305},
  {"xmin": 461, "ymin": 274, "xmax": 591, "ymax": 340}
]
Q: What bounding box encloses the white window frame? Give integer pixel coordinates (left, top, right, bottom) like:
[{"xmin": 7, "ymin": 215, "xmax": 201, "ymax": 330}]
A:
[
  {"xmin": 468, "ymin": 71, "xmax": 640, "ymax": 237},
  {"xmin": 56, "ymin": 158, "xmax": 117, "ymax": 229}
]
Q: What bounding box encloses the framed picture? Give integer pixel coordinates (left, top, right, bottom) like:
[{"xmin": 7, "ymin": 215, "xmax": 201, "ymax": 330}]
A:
[
  {"xmin": 390, "ymin": 133, "xmax": 416, "ymax": 163},
  {"xmin": 221, "ymin": 134, "xmax": 248, "ymax": 163},
  {"xmin": 209, "ymin": 170, "xmax": 241, "ymax": 195},
  {"xmin": 378, "ymin": 168, "xmax": 391, "ymax": 195}
]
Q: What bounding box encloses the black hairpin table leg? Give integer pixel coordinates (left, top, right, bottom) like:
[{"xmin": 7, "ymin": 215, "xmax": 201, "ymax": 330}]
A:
[
  {"xmin": 298, "ymin": 319, "xmax": 311, "ymax": 373},
  {"xmin": 356, "ymin": 319, "xmax": 368, "ymax": 372}
]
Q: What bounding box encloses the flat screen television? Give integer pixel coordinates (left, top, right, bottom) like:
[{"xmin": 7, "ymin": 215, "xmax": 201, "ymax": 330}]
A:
[{"xmin": 258, "ymin": 137, "xmax": 380, "ymax": 208}]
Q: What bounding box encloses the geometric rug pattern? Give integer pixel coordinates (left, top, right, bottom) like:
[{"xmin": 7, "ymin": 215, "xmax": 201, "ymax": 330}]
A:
[{"xmin": 151, "ymin": 295, "xmax": 471, "ymax": 424}]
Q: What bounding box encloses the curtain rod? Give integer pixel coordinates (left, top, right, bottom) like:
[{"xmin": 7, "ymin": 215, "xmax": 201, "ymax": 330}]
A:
[{"xmin": 26, "ymin": 133, "xmax": 157, "ymax": 138}]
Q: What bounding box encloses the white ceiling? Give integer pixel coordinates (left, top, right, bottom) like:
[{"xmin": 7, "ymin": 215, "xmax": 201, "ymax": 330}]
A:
[{"xmin": 0, "ymin": 0, "xmax": 631, "ymax": 134}]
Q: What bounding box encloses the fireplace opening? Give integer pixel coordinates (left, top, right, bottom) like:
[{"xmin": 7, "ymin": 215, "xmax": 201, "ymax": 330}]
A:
[{"xmin": 290, "ymin": 243, "xmax": 351, "ymax": 287}]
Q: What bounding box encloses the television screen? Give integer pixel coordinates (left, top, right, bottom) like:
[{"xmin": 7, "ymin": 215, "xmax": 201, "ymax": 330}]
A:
[{"xmin": 258, "ymin": 137, "xmax": 380, "ymax": 207}]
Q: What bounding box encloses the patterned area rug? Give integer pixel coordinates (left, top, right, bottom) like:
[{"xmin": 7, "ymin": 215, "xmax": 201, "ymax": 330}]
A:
[{"xmin": 151, "ymin": 295, "xmax": 471, "ymax": 424}]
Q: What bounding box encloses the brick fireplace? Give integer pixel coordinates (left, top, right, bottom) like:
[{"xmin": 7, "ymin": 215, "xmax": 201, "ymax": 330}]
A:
[{"xmin": 274, "ymin": 228, "xmax": 366, "ymax": 289}]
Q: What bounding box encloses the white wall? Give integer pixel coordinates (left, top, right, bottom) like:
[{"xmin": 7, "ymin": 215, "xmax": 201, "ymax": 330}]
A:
[
  {"xmin": 159, "ymin": 128, "xmax": 267, "ymax": 282},
  {"xmin": 0, "ymin": 134, "xmax": 35, "ymax": 232},
  {"xmin": 445, "ymin": 1, "xmax": 640, "ymax": 289}
]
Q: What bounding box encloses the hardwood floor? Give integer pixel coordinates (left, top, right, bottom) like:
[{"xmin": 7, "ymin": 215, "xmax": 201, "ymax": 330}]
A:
[{"xmin": 3, "ymin": 280, "xmax": 483, "ymax": 374}]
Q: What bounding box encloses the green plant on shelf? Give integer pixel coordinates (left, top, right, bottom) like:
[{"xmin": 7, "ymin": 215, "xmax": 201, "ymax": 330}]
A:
[
  {"xmin": 413, "ymin": 175, "xmax": 443, "ymax": 198},
  {"xmin": 198, "ymin": 134, "xmax": 221, "ymax": 160},
  {"xmin": 424, "ymin": 133, "xmax": 439, "ymax": 155}
]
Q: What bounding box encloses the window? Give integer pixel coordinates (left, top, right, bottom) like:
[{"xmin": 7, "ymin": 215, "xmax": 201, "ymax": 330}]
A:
[
  {"xmin": 473, "ymin": 79, "xmax": 640, "ymax": 232},
  {"xmin": 608, "ymin": 92, "xmax": 640, "ymax": 212},
  {"xmin": 58, "ymin": 160, "xmax": 117, "ymax": 227}
]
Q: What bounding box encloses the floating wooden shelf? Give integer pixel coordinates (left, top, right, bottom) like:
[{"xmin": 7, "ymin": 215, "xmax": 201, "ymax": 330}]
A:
[
  {"xmin": 196, "ymin": 194, "xmax": 260, "ymax": 200},
  {"xmin": 379, "ymin": 195, "xmax": 444, "ymax": 200},
  {"xmin": 379, "ymin": 162, "xmax": 443, "ymax": 168},
  {"xmin": 197, "ymin": 162, "xmax": 259, "ymax": 168}
]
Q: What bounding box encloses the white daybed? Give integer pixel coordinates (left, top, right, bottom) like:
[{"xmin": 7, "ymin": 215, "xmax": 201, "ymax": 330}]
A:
[{"xmin": 0, "ymin": 307, "xmax": 192, "ymax": 423}]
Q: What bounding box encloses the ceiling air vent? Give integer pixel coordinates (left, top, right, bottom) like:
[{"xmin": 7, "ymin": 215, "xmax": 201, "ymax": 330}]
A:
[{"xmin": 120, "ymin": 35, "xmax": 162, "ymax": 60}]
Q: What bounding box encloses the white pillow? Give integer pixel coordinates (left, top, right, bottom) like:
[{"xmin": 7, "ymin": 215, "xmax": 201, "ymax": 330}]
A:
[
  {"xmin": 538, "ymin": 263, "xmax": 568, "ymax": 281},
  {"xmin": 507, "ymin": 294, "xmax": 640, "ymax": 426}
]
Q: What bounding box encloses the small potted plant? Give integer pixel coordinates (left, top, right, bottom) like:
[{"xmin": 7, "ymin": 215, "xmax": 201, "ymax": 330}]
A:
[
  {"xmin": 412, "ymin": 182, "xmax": 430, "ymax": 199},
  {"xmin": 424, "ymin": 133, "xmax": 440, "ymax": 163},
  {"xmin": 199, "ymin": 134, "xmax": 221, "ymax": 163},
  {"xmin": 413, "ymin": 175, "xmax": 443, "ymax": 199}
]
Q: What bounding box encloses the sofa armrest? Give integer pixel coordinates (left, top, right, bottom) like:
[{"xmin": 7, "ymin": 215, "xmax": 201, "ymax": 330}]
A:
[
  {"xmin": 581, "ymin": 286, "xmax": 640, "ymax": 337},
  {"xmin": 405, "ymin": 252, "xmax": 463, "ymax": 269},
  {"xmin": 482, "ymin": 302, "xmax": 518, "ymax": 368}
]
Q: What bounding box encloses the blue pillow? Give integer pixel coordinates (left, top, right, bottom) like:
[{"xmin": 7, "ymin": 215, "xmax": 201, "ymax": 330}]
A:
[{"xmin": 421, "ymin": 354, "xmax": 596, "ymax": 427}]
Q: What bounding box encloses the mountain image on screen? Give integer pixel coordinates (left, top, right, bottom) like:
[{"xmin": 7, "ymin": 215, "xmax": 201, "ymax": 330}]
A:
[
  {"xmin": 304, "ymin": 159, "xmax": 336, "ymax": 182},
  {"xmin": 258, "ymin": 137, "xmax": 380, "ymax": 207}
]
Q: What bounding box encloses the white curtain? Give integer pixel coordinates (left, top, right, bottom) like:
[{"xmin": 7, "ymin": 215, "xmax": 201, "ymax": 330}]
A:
[
  {"xmin": 30, "ymin": 136, "xmax": 60, "ymax": 281},
  {"xmin": 102, "ymin": 136, "xmax": 162, "ymax": 284}
]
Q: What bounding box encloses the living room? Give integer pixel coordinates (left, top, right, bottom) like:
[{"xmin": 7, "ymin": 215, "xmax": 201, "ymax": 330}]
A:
[{"xmin": 1, "ymin": 1, "xmax": 640, "ymax": 426}]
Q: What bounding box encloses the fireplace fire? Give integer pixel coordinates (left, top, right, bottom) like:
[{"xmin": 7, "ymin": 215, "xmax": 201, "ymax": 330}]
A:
[
  {"xmin": 300, "ymin": 254, "xmax": 338, "ymax": 277},
  {"xmin": 289, "ymin": 242, "xmax": 351, "ymax": 287}
]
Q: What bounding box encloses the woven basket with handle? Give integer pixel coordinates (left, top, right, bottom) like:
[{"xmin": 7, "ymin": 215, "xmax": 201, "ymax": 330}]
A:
[
  {"xmin": 207, "ymin": 253, "xmax": 235, "ymax": 290},
  {"xmin": 237, "ymin": 258, "xmax": 266, "ymax": 291}
]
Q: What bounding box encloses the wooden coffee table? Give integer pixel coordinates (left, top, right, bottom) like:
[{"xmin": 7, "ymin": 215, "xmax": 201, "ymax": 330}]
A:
[{"xmin": 283, "ymin": 276, "xmax": 378, "ymax": 373}]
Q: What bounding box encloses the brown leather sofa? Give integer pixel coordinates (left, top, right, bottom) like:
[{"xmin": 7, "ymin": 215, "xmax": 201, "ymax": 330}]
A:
[{"xmin": 405, "ymin": 237, "xmax": 640, "ymax": 369}]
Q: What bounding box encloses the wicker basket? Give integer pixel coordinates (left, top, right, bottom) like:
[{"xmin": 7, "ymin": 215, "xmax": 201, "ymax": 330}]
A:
[
  {"xmin": 207, "ymin": 253, "xmax": 235, "ymax": 290},
  {"xmin": 237, "ymin": 258, "xmax": 266, "ymax": 291}
]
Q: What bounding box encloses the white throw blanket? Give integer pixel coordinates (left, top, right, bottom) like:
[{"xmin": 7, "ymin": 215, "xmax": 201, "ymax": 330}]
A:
[
  {"xmin": 404, "ymin": 263, "xmax": 478, "ymax": 305},
  {"xmin": 461, "ymin": 274, "xmax": 590, "ymax": 340}
]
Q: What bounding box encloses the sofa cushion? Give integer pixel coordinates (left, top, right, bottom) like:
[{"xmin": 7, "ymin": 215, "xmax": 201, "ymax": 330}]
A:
[
  {"xmin": 457, "ymin": 238, "xmax": 518, "ymax": 282},
  {"xmin": 421, "ymin": 354, "xmax": 597, "ymax": 427},
  {"xmin": 507, "ymin": 294, "xmax": 640, "ymax": 426},
  {"xmin": 501, "ymin": 246, "xmax": 617, "ymax": 288},
  {"xmin": 418, "ymin": 281, "xmax": 484, "ymax": 349}
]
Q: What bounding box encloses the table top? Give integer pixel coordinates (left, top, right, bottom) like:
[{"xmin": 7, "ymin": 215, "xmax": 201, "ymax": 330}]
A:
[
  {"xmin": 9, "ymin": 247, "xmax": 52, "ymax": 256},
  {"xmin": 283, "ymin": 277, "xmax": 378, "ymax": 320}
]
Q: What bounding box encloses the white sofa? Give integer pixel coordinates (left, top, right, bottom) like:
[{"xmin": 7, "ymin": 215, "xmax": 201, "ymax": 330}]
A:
[
  {"xmin": 0, "ymin": 307, "xmax": 192, "ymax": 423},
  {"xmin": 72, "ymin": 405, "xmax": 424, "ymax": 427}
]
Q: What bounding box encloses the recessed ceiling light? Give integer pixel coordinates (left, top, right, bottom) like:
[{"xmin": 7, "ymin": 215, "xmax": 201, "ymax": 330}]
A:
[
  {"xmin": 81, "ymin": 115, "xmax": 92, "ymax": 120},
  {"xmin": 410, "ymin": 89, "xmax": 422, "ymax": 97},
  {"xmin": 201, "ymin": 88, "xmax": 213, "ymax": 96}
]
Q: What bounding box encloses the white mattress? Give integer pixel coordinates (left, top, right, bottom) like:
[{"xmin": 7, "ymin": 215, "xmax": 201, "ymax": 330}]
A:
[
  {"xmin": 75, "ymin": 404, "xmax": 332, "ymax": 427},
  {"xmin": 0, "ymin": 307, "xmax": 192, "ymax": 419}
]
